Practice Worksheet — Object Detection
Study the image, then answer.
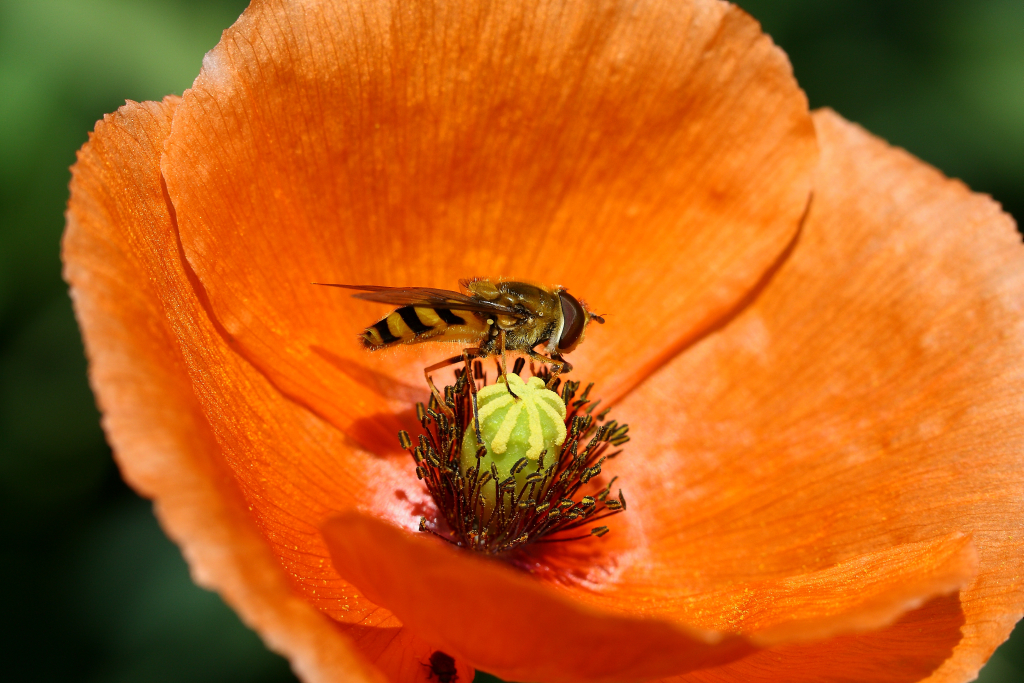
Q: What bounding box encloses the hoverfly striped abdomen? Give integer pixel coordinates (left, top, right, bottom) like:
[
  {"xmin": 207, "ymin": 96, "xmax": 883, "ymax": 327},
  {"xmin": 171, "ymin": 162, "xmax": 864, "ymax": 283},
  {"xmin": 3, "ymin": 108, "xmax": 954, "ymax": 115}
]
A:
[{"xmin": 360, "ymin": 305, "xmax": 487, "ymax": 349}]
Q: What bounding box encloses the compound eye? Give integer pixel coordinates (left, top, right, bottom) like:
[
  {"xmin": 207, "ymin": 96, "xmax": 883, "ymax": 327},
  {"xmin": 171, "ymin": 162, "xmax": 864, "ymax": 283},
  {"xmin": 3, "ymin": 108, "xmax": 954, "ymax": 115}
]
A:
[{"xmin": 557, "ymin": 290, "xmax": 586, "ymax": 351}]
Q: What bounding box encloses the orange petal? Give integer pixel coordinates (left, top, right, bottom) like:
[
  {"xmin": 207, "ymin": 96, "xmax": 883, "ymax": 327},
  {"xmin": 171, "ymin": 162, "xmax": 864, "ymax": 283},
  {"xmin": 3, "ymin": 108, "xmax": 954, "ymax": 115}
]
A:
[
  {"xmin": 596, "ymin": 110, "xmax": 1024, "ymax": 681},
  {"xmin": 706, "ymin": 533, "xmax": 976, "ymax": 646},
  {"xmin": 680, "ymin": 594, "xmax": 967, "ymax": 683},
  {"xmin": 63, "ymin": 99, "xmax": 464, "ymax": 683},
  {"xmin": 322, "ymin": 510, "xmax": 975, "ymax": 683},
  {"xmin": 322, "ymin": 510, "xmax": 755, "ymax": 683},
  {"xmin": 160, "ymin": 0, "xmax": 816, "ymax": 454}
]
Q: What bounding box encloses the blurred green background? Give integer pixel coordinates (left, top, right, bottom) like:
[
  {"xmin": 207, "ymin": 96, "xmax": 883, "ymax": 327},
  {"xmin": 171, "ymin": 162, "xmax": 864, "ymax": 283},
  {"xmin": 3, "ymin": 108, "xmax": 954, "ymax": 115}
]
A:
[{"xmin": 0, "ymin": 0, "xmax": 1020, "ymax": 681}]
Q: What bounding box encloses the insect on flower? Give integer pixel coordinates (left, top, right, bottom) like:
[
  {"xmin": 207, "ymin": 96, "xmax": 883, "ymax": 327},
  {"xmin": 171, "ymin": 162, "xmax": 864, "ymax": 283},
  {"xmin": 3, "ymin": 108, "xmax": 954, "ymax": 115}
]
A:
[
  {"xmin": 424, "ymin": 651, "xmax": 458, "ymax": 683},
  {"xmin": 316, "ymin": 278, "xmax": 604, "ymax": 435}
]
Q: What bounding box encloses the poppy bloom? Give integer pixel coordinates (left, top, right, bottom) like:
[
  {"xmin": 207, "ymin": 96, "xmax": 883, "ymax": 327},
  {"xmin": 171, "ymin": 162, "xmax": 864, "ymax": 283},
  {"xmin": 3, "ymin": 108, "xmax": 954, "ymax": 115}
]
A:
[{"xmin": 62, "ymin": 0, "xmax": 1024, "ymax": 682}]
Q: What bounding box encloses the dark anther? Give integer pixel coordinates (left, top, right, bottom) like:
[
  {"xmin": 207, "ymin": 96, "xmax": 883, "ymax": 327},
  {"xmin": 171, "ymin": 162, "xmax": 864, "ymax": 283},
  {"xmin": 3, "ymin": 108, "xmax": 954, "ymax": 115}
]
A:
[
  {"xmin": 580, "ymin": 464, "xmax": 602, "ymax": 484},
  {"xmin": 416, "ymin": 402, "xmax": 427, "ymax": 422},
  {"xmin": 595, "ymin": 478, "xmax": 615, "ymax": 502},
  {"xmin": 398, "ymin": 430, "xmax": 412, "ymax": 449},
  {"xmin": 499, "ymin": 533, "xmax": 530, "ymax": 553},
  {"xmin": 416, "ymin": 466, "xmax": 428, "ymax": 480},
  {"xmin": 591, "ymin": 526, "xmax": 609, "ymax": 537},
  {"xmin": 561, "ymin": 380, "xmax": 579, "ymax": 402},
  {"xmin": 510, "ymin": 457, "xmax": 529, "ymax": 475},
  {"xmin": 571, "ymin": 415, "xmax": 591, "ymax": 437}
]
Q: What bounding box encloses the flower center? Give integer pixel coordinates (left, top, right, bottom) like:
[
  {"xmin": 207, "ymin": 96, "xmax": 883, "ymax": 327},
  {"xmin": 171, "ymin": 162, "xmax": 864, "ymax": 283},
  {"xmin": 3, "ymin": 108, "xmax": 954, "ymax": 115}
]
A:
[{"xmin": 398, "ymin": 359, "xmax": 629, "ymax": 555}]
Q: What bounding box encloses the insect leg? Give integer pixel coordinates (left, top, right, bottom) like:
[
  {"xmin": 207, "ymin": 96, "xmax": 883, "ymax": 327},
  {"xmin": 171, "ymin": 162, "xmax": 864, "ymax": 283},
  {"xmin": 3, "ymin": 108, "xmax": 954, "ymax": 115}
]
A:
[
  {"xmin": 526, "ymin": 349, "xmax": 572, "ymax": 388},
  {"xmin": 423, "ymin": 355, "xmax": 463, "ymax": 419},
  {"xmin": 547, "ymin": 356, "xmax": 572, "ymax": 388},
  {"xmin": 497, "ymin": 330, "xmax": 519, "ymax": 400}
]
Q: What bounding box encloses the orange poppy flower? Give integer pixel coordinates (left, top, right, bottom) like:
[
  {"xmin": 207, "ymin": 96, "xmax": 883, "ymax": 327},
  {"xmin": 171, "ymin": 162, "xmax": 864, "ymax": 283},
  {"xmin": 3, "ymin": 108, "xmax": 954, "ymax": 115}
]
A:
[{"xmin": 62, "ymin": 1, "xmax": 1023, "ymax": 682}]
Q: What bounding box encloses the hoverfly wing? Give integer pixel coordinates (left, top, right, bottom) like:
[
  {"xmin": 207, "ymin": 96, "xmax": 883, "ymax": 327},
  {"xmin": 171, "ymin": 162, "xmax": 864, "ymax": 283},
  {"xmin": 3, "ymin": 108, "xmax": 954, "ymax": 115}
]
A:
[{"xmin": 314, "ymin": 283, "xmax": 517, "ymax": 316}]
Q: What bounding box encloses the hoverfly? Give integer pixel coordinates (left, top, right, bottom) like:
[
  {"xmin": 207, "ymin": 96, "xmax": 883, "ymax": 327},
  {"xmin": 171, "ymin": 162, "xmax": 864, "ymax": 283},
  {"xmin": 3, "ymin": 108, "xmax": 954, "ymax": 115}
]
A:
[{"xmin": 316, "ymin": 278, "xmax": 604, "ymax": 428}]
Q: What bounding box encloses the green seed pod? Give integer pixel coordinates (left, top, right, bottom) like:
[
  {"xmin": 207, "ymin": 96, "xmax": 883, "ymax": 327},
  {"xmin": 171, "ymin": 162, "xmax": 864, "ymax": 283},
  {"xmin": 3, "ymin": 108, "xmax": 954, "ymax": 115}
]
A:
[{"xmin": 460, "ymin": 373, "xmax": 566, "ymax": 514}]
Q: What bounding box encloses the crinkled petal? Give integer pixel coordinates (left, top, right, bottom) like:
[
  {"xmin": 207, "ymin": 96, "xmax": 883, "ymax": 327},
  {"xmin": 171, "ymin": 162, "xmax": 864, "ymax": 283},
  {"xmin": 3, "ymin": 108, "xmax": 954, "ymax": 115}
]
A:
[
  {"xmin": 161, "ymin": 0, "xmax": 817, "ymax": 454},
  {"xmin": 323, "ymin": 511, "xmax": 974, "ymax": 683},
  {"xmin": 601, "ymin": 110, "xmax": 1024, "ymax": 682},
  {"xmin": 324, "ymin": 107, "xmax": 1021, "ymax": 683},
  {"xmin": 677, "ymin": 595, "xmax": 967, "ymax": 683},
  {"xmin": 323, "ymin": 511, "xmax": 755, "ymax": 683},
  {"xmin": 63, "ymin": 98, "xmax": 469, "ymax": 683}
]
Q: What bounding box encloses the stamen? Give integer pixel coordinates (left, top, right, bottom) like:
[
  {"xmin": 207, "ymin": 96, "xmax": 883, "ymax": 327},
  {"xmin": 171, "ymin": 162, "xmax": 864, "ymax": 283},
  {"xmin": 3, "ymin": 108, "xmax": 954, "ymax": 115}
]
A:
[{"xmin": 400, "ymin": 366, "xmax": 630, "ymax": 555}]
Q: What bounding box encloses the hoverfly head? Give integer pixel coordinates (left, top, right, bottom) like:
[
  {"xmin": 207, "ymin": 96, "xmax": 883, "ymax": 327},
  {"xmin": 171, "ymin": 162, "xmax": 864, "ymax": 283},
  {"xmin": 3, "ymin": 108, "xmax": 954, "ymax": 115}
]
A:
[{"xmin": 555, "ymin": 288, "xmax": 602, "ymax": 353}]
